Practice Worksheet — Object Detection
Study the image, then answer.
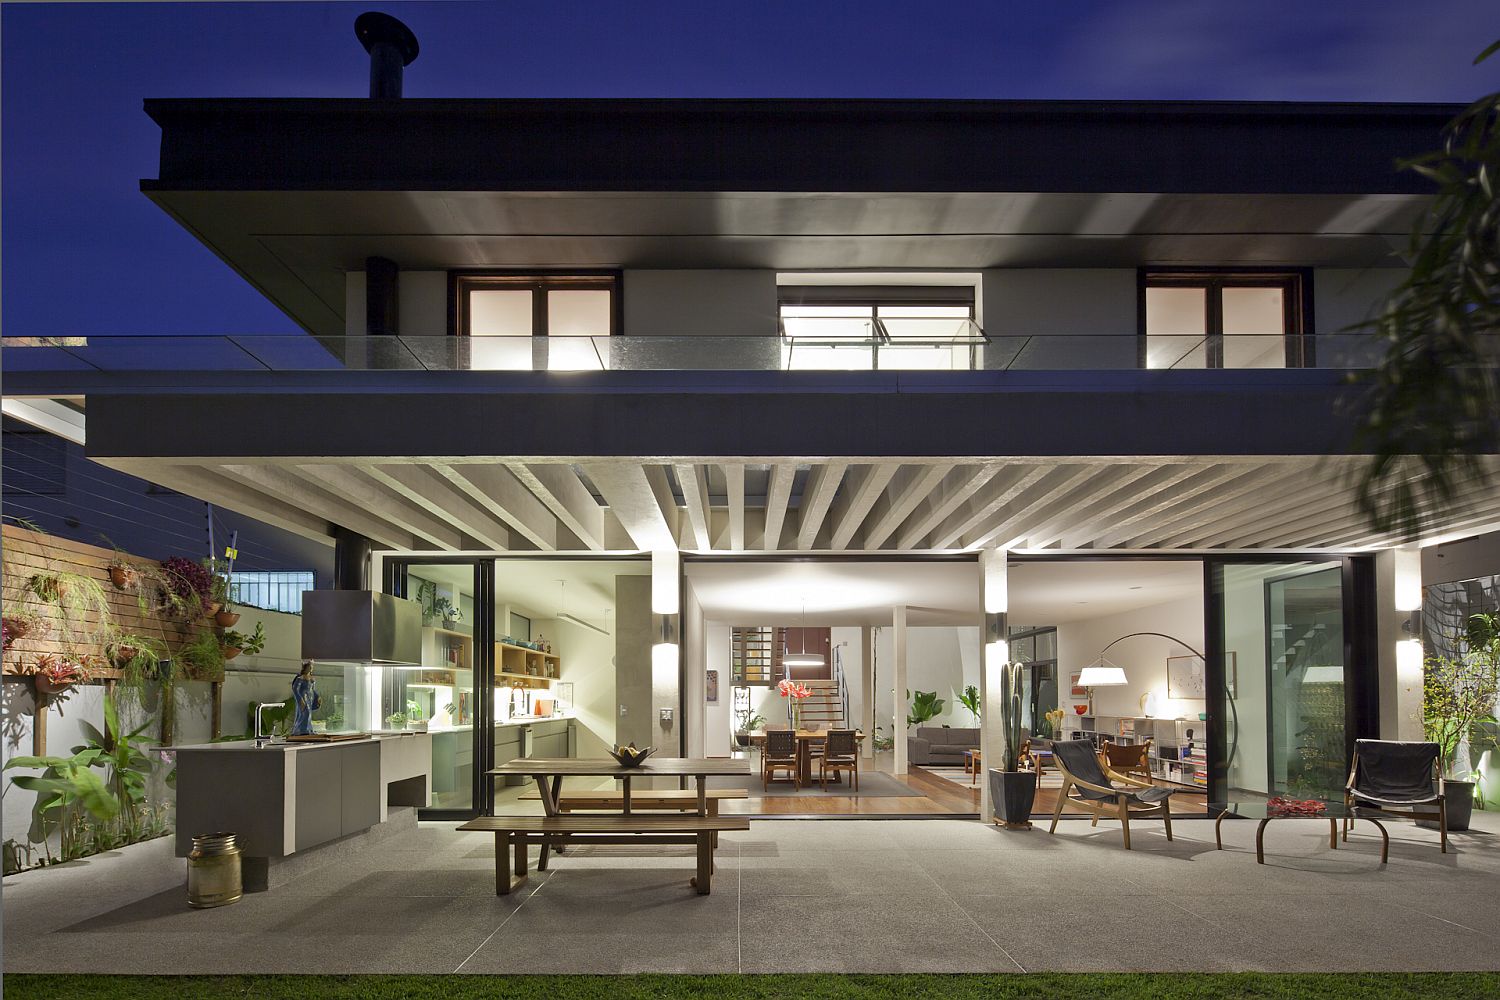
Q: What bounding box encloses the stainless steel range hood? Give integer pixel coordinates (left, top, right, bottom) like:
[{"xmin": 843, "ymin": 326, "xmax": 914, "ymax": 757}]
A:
[{"xmin": 301, "ymin": 590, "xmax": 422, "ymax": 665}]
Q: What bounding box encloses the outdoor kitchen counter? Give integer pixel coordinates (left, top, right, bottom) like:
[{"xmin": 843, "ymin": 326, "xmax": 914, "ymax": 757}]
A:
[{"xmin": 173, "ymin": 732, "xmax": 433, "ymax": 867}]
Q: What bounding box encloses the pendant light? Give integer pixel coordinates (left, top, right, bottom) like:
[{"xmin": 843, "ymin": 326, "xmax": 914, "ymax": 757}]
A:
[{"xmin": 783, "ymin": 598, "xmax": 826, "ymax": 669}]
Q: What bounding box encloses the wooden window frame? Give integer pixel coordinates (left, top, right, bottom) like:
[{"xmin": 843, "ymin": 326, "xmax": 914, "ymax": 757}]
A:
[
  {"xmin": 1137, "ymin": 268, "xmax": 1314, "ymax": 369},
  {"xmin": 449, "ymin": 271, "xmax": 622, "ymax": 338}
]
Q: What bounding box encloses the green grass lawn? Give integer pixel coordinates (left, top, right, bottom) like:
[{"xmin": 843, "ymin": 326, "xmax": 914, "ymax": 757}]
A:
[{"xmin": 6, "ymin": 974, "xmax": 1499, "ymax": 1000}]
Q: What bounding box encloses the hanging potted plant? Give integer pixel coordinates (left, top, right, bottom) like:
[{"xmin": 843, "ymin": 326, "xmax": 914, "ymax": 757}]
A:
[
  {"xmin": 32, "ymin": 653, "xmax": 91, "ymax": 699},
  {"xmin": 107, "ymin": 558, "xmax": 140, "ymax": 591},
  {"xmin": 989, "ymin": 660, "xmax": 1038, "ymax": 830},
  {"xmin": 2, "ymin": 610, "xmax": 50, "ymax": 647},
  {"xmin": 178, "ymin": 630, "xmax": 226, "ymax": 682},
  {"xmin": 160, "ymin": 556, "xmax": 213, "ymax": 619},
  {"xmin": 214, "ymin": 596, "xmax": 240, "ymax": 629},
  {"xmin": 220, "ymin": 622, "xmax": 266, "ymax": 661},
  {"xmin": 1422, "ymin": 612, "xmax": 1500, "ymax": 832},
  {"xmin": 205, "ymin": 559, "xmax": 232, "ymax": 618}
]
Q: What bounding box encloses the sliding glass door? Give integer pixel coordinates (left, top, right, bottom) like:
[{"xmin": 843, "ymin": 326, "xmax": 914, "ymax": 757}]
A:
[{"xmin": 1208, "ymin": 558, "xmax": 1372, "ymax": 803}]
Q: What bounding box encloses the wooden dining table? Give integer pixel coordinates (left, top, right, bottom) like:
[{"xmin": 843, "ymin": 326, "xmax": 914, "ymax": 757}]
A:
[
  {"xmin": 787, "ymin": 730, "xmax": 865, "ymax": 786},
  {"xmin": 490, "ymin": 756, "xmax": 750, "ymax": 817}
]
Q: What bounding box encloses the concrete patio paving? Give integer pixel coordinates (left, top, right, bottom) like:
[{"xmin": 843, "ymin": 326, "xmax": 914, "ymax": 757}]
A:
[{"xmin": 5, "ymin": 810, "xmax": 1499, "ymax": 974}]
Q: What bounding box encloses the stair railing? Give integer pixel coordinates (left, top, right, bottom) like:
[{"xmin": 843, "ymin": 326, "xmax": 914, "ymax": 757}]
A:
[{"xmin": 834, "ymin": 645, "xmax": 850, "ymax": 729}]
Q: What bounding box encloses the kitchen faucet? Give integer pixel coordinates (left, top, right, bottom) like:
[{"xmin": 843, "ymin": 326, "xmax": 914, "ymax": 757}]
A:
[{"xmin": 254, "ymin": 702, "xmax": 284, "ymax": 747}]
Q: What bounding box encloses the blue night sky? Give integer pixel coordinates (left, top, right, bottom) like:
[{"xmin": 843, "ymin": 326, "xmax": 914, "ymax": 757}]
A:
[{"xmin": 4, "ymin": 1, "xmax": 1499, "ymax": 337}]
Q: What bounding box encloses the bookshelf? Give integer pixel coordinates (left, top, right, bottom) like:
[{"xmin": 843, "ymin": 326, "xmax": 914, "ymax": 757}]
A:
[
  {"xmin": 495, "ymin": 640, "xmax": 560, "ymax": 690},
  {"xmin": 1064, "ymin": 714, "xmax": 1209, "ymax": 790}
]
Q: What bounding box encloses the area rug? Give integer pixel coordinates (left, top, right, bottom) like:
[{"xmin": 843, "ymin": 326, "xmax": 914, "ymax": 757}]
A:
[
  {"xmin": 918, "ymin": 765, "xmax": 1065, "ymax": 792},
  {"xmin": 706, "ymin": 770, "xmax": 921, "ymax": 798}
]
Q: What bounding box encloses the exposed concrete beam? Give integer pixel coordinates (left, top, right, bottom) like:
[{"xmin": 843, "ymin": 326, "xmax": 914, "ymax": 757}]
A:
[
  {"xmin": 674, "ymin": 463, "xmax": 713, "ymax": 550},
  {"xmin": 584, "ymin": 463, "xmax": 676, "ymax": 551},
  {"xmin": 896, "ymin": 464, "xmax": 1000, "ymax": 550},
  {"xmin": 997, "ymin": 465, "xmax": 1159, "ymax": 549},
  {"xmin": 506, "ymin": 463, "xmax": 604, "ymax": 551},
  {"xmin": 1039, "ymin": 465, "xmax": 1192, "ymax": 548},
  {"xmin": 216, "ymin": 464, "xmax": 420, "ymax": 550},
  {"xmin": 107, "ymin": 463, "xmax": 335, "ymax": 546},
  {"xmin": 3, "ymin": 398, "xmax": 85, "ymax": 445},
  {"xmin": 643, "ymin": 465, "xmax": 684, "ymax": 548},
  {"xmin": 286, "ymin": 465, "xmax": 465, "ymax": 551},
  {"xmin": 1090, "ymin": 465, "xmax": 1252, "ymax": 548},
  {"xmin": 1133, "ymin": 465, "xmax": 1310, "ymax": 548},
  {"xmin": 436, "ymin": 464, "xmax": 562, "ymax": 550},
  {"xmin": 863, "ymin": 464, "xmax": 952, "ymax": 550},
  {"xmin": 796, "ymin": 462, "xmax": 848, "ymax": 550},
  {"xmin": 927, "ymin": 465, "xmax": 1050, "ymax": 550},
  {"xmin": 761, "ymin": 464, "xmax": 797, "ymax": 551},
  {"xmin": 365, "ymin": 464, "xmax": 514, "ymax": 551},
  {"xmin": 967, "ymin": 465, "xmax": 1101, "ymax": 550},
  {"xmin": 828, "ymin": 464, "xmax": 899, "ymax": 550},
  {"xmin": 725, "ymin": 464, "xmax": 746, "ymax": 552}
]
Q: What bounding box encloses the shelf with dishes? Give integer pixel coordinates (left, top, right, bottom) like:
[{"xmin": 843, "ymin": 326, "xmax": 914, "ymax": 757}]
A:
[{"xmin": 1064, "ymin": 714, "xmax": 1209, "ymax": 789}]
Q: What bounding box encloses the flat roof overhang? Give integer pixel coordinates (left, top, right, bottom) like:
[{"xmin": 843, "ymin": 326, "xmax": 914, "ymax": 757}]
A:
[
  {"xmin": 139, "ymin": 98, "xmax": 1451, "ymax": 336},
  {"xmin": 76, "ymin": 376, "xmax": 1500, "ymax": 556}
]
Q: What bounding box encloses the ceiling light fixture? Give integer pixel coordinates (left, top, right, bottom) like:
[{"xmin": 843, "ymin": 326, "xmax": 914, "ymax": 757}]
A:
[
  {"xmin": 783, "ymin": 597, "xmax": 826, "ymax": 669},
  {"xmin": 555, "ymin": 580, "xmax": 610, "ymax": 636}
]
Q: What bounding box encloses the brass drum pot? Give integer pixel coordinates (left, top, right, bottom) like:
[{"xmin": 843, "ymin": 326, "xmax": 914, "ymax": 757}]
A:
[{"xmin": 187, "ymin": 832, "xmax": 242, "ymax": 908}]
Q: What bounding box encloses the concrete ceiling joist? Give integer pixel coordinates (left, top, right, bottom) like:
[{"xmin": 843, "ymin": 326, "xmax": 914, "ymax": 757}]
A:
[
  {"xmin": 286, "ymin": 465, "xmax": 465, "ymax": 551},
  {"xmin": 966, "ymin": 465, "xmax": 1104, "ymax": 550},
  {"xmin": 435, "ymin": 463, "xmax": 566, "ymax": 550},
  {"xmin": 795, "ymin": 462, "xmax": 848, "ymax": 550},
  {"xmin": 1008, "ymin": 464, "xmax": 1162, "ymax": 549},
  {"xmin": 760, "ymin": 464, "xmax": 797, "ymax": 551},
  {"xmin": 895, "ymin": 464, "xmax": 999, "ymax": 550},
  {"xmin": 134, "ymin": 464, "xmax": 335, "ymax": 546},
  {"xmin": 861, "ymin": 464, "xmax": 953, "ymax": 550},
  {"xmin": 504, "ymin": 463, "xmax": 604, "ymax": 551},
  {"xmin": 1090, "ymin": 464, "xmax": 1256, "ymax": 549},
  {"xmin": 673, "ymin": 462, "xmax": 713, "ymax": 550},
  {"xmin": 927, "ymin": 465, "xmax": 1052, "ymax": 550},
  {"xmin": 724, "ymin": 464, "xmax": 746, "ymax": 551},
  {"xmin": 827, "ymin": 464, "xmax": 900, "ymax": 550},
  {"xmin": 363, "ymin": 464, "xmax": 514, "ymax": 552},
  {"xmin": 1138, "ymin": 465, "xmax": 1316, "ymax": 548},
  {"xmin": 215, "ymin": 464, "xmax": 422, "ymax": 550},
  {"xmin": 1031, "ymin": 464, "xmax": 1183, "ymax": 549},
  {"xmin": 583, "ymin": 463, "xmax": 677, "ymax": 551}
]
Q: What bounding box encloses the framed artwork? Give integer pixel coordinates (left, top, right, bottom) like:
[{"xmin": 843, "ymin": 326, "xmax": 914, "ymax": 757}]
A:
[
  {"xmin": 706, "ymin": 669, "xmax": 719, "ymax": 704},
  {"xmin": 1069, "ymin": 671, "xmax": 1086, "ymax": 699},
  {"xmin": 1225, "ymin": 651, "xmax": 1238, "ymax": 698},
  {"xmin": 1166, "ymin": 654, "xmax": 1207, "ymax": 699}
]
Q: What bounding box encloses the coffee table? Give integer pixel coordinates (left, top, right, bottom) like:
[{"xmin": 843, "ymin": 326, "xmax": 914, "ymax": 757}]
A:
[
  {"xmin": 1212, "ymin": 800, "xmax": 1387, "ymax": 864},
  {"xmin": 963, "ymin": 748, "xmax": 982, "ymax": 784}
]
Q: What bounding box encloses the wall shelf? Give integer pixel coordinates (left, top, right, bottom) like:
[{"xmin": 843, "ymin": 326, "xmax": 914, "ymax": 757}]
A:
[{"xmin": 494, "ymin": 641, "xmax": 559, "ymax": 689}]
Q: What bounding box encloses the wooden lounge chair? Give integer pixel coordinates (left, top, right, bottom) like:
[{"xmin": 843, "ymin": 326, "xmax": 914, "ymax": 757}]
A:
[
  {"xmin": 1049, "ymin": 738, "xmax": 1173, "ymax": 850},
  {"xmin": 1344, "ymin": 739, "xmax": 1448, "ymax": 854},
  {"xmin": 1099, "ymin": 738, "xmax": 1153, "ymax": 783},
  {"xmin": 819, "ymin": 729, "xmax": 859, "ymax": 791}
]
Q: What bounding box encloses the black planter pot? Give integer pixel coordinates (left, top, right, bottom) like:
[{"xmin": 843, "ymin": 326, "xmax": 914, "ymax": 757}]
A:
[
  {"xmin": 1417, "ymin": 780, "xmax": 1475, "ymax": 832},
  {"xmin": 988, "ymin": 768, "xmax": 1038, "ymax": 829}
]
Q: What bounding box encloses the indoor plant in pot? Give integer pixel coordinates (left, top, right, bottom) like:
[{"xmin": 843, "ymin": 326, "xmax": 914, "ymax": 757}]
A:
[
  {"xmin": 1422, "ymin": 611, "xmax": 1500, "ymax": 832},
  {"xmin": 988, "ymin": 659, "xmax": 1037, "ymax": 829},
  {"xmin": 220, "ymin": 622, "xmax": 266, "ymax": 661}
]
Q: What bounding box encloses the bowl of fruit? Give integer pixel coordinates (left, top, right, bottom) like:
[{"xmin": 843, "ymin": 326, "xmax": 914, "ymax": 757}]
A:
[{"xmin": 608, "ymin": 743, "xmax": 656, "ymax": 768}]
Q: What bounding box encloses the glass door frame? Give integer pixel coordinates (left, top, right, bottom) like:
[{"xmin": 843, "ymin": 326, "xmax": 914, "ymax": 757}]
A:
[
  {"xmin": 1203, "ymin": 554, "xmax": 1380, "ymax": 805},
  {"xmin": 384, "ymin": 556, "xmax": 496, "ymax": 820}
]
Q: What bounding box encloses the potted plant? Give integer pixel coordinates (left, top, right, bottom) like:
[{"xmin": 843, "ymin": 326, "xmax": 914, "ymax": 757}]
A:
[
  {"xmin": 206, "ymin": 559, "xmax": 232, "ymax": 617},
  {"xmin": 958, "ymin": 684, "xmax": 982, "ymax": 726},
  {"xmin": 777, "ymin": 678, "xmax": 811, "ymax": 729},
  {"xmin": 988, "ymin": 660, "xmax": 1038, "ymax": 830},
  {"xmin": 220, "ymin": 622, "xmax": 266, "ymax": 661},
  {"xmin": 2, "ymin": 610, "xmax": 50, "ymax": 646},
  {"xmin": 906, "ymin": 689, "xmax": 945, "ymax": 728},
  {"xmin": 160, "ymin": 556, "xmax": 212, "ymax": 619},
  {"xmin": 31, "ymin": 653, "xmax": 91, "ymax": 708},
  {"xmin": 178, "ymin": 630, "xmax": 226, "ymax": 681},
  {"xmin": 1423, "ymin": 611, "xmax": 1500, "ymax": 832},
  {"xmin": 404, "ymin": 699, "xmax": 427, "ymax": 732},
  {"xmin": 734, "ymin": 711, "xmax": 767, "ymax": 748},
  {"xmin": 385, "ymin": 711, "xmax": 407, "ymax": 730},
  {"xmin": 106, "ymin": 557, "xmax": 140, "ymax": 591}
]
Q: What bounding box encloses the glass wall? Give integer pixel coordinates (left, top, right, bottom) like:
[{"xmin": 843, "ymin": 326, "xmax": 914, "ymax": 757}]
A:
[{"xmin": 1213, "ymin": 560, "xmax": 1347, "ymax": 801}]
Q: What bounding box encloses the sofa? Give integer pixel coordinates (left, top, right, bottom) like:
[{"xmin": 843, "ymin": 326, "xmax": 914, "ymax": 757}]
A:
[{"xmin": 907, "ymin": 727, "xmax": 980, "ymax": 766}]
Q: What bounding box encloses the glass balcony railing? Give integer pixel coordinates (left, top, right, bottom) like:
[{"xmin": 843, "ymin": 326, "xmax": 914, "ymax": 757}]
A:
[{"xmin": 0, "ymin": 333, "xmax": 1475, "ymax": 375}]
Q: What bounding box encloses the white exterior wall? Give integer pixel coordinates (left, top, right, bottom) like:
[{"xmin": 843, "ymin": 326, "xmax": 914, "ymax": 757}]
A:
[{"xmin": 622, "ymin": 270, "xmax": 777, "ymax": 337}]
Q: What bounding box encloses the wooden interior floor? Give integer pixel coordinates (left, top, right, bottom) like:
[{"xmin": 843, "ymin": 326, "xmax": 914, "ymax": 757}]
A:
[{"xmin": 720, "ymin": 753, "xmax": 1209, "ymax": 818}]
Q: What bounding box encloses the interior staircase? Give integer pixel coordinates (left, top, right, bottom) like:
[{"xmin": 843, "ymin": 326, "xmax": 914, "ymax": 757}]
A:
[{"xmin": 792, "ymin": 678, "xmax": 846, "ymax": 729}]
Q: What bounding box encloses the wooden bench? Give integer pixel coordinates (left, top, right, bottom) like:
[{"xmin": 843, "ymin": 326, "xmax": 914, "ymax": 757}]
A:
[
  {"xmin": 519, "ymin": 787, "xmax": 748, "ymax": 844},
  {"xmin": 459, "ymin": 813, "xmax": 750, "ymax": 896}
]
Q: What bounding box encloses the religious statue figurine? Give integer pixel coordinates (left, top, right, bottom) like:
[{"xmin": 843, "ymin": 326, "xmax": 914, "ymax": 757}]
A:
[{"xmin": 291, "ymin": 661, "xmax": 321, "ymax": 736}]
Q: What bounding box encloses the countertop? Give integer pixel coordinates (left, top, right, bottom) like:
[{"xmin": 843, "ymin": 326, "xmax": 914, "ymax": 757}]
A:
[{"xmin": 171, "ymin": 732, "xmax": 423, "ymax": 753}]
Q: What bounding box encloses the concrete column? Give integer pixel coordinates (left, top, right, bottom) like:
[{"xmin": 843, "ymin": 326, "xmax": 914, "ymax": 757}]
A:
[
  {"xmin": 979, "ymin": 549, "xmax": 1008, "ymax": 820},
  {"xmin": 1377, "ymin": 546, "xmax": 1424, "ymax": 741},
  {"xmin": 860, "ymin": 626, "xmax": 875, "ymax": 760},
  {"xmin": 650, "ymin": 550, "xmax": 682, "ymax": 756},
  {"xmin": 892, "ymin": 606, "xmax": 908, "ymax": 775}
]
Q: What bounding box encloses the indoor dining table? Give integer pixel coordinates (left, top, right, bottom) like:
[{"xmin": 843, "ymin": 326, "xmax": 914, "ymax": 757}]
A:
[{"xmin": 788, "ymin": 730, "xmax": 865, "ymax": 786}]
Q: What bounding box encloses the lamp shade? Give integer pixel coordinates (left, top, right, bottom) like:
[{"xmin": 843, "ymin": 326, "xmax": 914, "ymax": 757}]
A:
[
  {"xmin": 1077, "ymin": 665, "xmax": 1128, "ymax": 687},
  {"xmin": 784, "ymin": 653, "xmax": 826, "ymax": 668}
]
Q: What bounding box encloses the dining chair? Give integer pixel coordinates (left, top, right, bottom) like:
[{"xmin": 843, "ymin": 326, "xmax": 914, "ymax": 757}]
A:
[
  {"xmin": 819, "ymin": 729, "xmax": 859, "ymax": 791},
  {"xmin": 763, "ymin": 728, "xmax": 799, "ymax": 790}
]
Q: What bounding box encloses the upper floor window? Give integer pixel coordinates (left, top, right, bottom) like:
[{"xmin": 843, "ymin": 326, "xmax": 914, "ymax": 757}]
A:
[
  {"xmin": 777, "ymin": 285, "xmax": 983, "ymax": 370},
  {"xmin": 453, "ymin": 273, "xmax": 618, "ymax": 370},
  {"xmin": 1142, "ymin": 271, "xmax": 1309, "ymax": 369}
]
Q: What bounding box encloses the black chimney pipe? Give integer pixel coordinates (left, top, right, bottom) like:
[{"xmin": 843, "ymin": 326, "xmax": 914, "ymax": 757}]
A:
[
  {"xmin": 333, "ymin": 527, "xmax": 373, "ymax": 591},
  {"xmin": 355, "ymin": 12, "xmax": 419, "ymax": 99}
]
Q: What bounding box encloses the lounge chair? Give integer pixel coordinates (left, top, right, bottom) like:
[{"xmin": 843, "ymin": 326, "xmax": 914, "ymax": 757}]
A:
[
  {"xmin": 1344, "ymin": 739, "xmax": 1447, "ymax": 854},
  {"xmin": 1049, "ymin": 738, "xmax": 1173, "ymax": 850}
]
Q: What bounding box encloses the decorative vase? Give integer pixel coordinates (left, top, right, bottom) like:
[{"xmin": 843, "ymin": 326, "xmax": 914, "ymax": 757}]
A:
[{"xmin": 988, "ymin": 768, "xmax": 1038, "ymax": 830}]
